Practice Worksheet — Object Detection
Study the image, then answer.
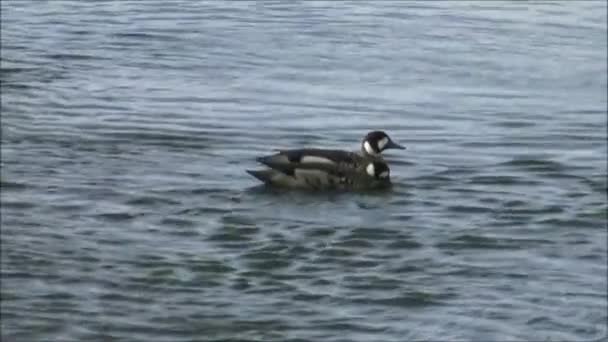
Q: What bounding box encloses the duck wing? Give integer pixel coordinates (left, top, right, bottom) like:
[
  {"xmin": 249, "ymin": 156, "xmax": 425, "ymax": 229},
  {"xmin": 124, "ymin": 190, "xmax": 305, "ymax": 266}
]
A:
[{"xmin": 256, "ymin": 148, "xmax": 361, "ymax": 172}]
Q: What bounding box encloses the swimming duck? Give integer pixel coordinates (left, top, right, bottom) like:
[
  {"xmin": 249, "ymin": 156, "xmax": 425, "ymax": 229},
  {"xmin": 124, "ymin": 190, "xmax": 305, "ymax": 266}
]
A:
[
  {"xmin": 246, "ymin": 131, "xmax": 404, "ymax": 190},
  {"xmin": 247, "ymin": 159, "xmax": 392, "ymax": 191}
]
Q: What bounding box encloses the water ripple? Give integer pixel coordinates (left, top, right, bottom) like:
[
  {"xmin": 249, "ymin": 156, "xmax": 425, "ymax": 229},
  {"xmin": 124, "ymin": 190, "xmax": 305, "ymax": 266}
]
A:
[{"xmin": 1, "ymin": 1, "xmax": 606, "ymax": 341}]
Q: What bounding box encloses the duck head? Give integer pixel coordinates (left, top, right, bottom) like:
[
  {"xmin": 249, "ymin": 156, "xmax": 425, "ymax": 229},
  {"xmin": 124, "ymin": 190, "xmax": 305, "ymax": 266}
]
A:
[{"xmin": 361, "ymin": 131, "xmax": 405, "ymax": 156}]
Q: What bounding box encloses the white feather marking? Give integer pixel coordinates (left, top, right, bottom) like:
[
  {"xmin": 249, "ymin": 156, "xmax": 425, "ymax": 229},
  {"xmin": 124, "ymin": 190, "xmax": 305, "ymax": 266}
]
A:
[
  {"xmin": 379, "ymin": 170, "xmax": 389, "ymax": 179},
  {"xmin": 378, "ymin": 137, "xmax": 389, "ymax": 150},
  {"xmin": 363, "ymin": 141, "xmax": 376, "ymax": 155},
  {"xmin": 301, "ymin": 156, "xmax": 335, "ymax": 165},
  {"xmin": 366, "ymin": 163, "xmax": 375, "ymax": 177}
]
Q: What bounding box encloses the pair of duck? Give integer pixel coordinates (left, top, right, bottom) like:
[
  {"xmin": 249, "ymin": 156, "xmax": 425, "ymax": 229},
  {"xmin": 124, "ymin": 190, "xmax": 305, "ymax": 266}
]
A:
[{"xmin": 247, "ymin": 131, "xmax": 405, "ymax": 191}]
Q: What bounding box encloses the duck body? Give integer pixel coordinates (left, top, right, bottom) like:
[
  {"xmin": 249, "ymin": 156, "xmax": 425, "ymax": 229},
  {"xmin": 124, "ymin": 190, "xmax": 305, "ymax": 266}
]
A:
[
  {"xmin": 247, "ymin": 152, "xmax": 390, "ymax": 191},
  {"xmin": 256, "ymin": 148, "xmax": 375, "ymax": 173},
  {"xmin": 246, "ymin": 131, "xmax": 403, "ymax": 191}
]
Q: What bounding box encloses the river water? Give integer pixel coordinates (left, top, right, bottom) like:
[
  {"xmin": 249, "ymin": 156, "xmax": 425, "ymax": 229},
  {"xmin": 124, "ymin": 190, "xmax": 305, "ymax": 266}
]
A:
[{"xmin": 1, "ymin": 1, "xmax": 607, "ymax": 341}]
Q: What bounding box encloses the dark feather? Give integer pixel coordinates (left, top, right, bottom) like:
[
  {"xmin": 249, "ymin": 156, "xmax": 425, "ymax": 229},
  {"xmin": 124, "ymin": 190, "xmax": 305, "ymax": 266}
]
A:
[{"xmin": 246, "ymin": 169, "xmax": 273, "ymax": 183}]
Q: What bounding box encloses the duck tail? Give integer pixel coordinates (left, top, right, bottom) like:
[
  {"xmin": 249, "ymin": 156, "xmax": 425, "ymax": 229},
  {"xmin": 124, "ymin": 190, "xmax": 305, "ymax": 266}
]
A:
[
  {"xmin": 256, "ymin": 154, "xmax": 289, "ymax": 168},
  {"xmin": 246, "ymin": 169, "xmax": 274, "ymax": 183}
]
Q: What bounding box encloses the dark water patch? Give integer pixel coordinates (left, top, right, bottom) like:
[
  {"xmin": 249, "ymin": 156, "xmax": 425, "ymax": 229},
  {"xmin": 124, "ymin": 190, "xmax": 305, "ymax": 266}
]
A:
[
  {"xmin": 291, "ymin": 292, "xmax": 330, "ymax": 302},
  {"xmin": 45, "ymin": 53, "xmax": 108, "ymax": 61},
  {"xmin": 497, "ymin": 158, "xmax": 569, "ymax": 173},
  {"xmin": 343, "ymin": 259, "xmax": 381, "ymax": 268},
  {"xmin": 220, "ymin": 214, "xmax": 258, "ymax": 227},
  {"xmin": 245, "ymin": 280, "xmax": 297, "ymax": 294},
  {"xmin": 88, "ymin": 130, "xmax": 215, "ymax": 149},
  {"xmin": 469, "ymin": 175, "xmax": 540, "ymax": 186},
  {"xmin": 0, "ymin": 65, "xmax": 66, "ymax": 84},
  {"xmin": 127, "ymin": 272, "xmax": 224, "ymax": 289},
  {"xmin": 286, "ymin": 244, "xmax": 314, "ymax": 258},
  {"xmin": 246, "ymin": 259, "xmax": 292, "ymax": 270},
  {"xmin": 364, "ymin": 252, "xmax": 403, "ymax": 260},
  {"xmin": 0, "ymin": 316, "xmax": 66, "ymax": 339},
  {"xmin": 207, "ymin": 229, "xmax": 254, "ymax": 242},
  {"xmin": 502, "ymin": 199, "xmax": 528, "ymax": 208},
  {"xmin": 343, "ymin": 275, "xmax": 402, "ymax": 290},
  {"xmin": 434, "ymin": 167, "xmax": 478, "ymax": 177},
  {"xmin": 502, "ymin": 205, "xmax": 564, "ymax": 216},
  {"xmin": 410, "ymin": 175, "xmax": 453, "ymax": 187},
  {"xmin": 237, "ymin": 269, "xmax": 277, "ymax": 280},
  {"xmin": 0, "ymin": 219, "xmax": 41, "ymax": 231},
  {"xmin": 580, "ymin": 176, "xmax": 608, "ymax": 195},
  {"xmin": 176, "ymin": 206, "xmax": 231, "ymax": 216},
  {"xmin": 160, "ymin": 217, "xmax": 196, "ymax": 228},
  {"xmin": 313, "ymin": 320, "xmax": 388, "ymax": 334},
  {"xmin": 47, "ymin": 203, "xmax": 87, "ymax": 212},
  {"xmin": 94, "ymin": 212, "xmax": 137, "ymax": 221},
  {"xmin": 502, "ymin": 272, "xmax": 530, "ymax": 279},
  {"xmin": 318, "ymin": 247, "xmax": 358, "ymax": 258},
  {"xmin": 0, "ymin": 82, "xmax": 34, "ymax": 90},
  {"xmin": 565, "ymin": 191, "xmax": 589, "ymax": 199},
  {"xmin": 579, "ymin": 206, "xmax": 607, "ymax": 220},
  {"xmin": 537, "ymin": 172, "xmax": 588, "ymax": 181},
  {"xmin": 576, "ymin": 250, "xmax": 604, "ymax": 260},
  {"xmin": 241, "ymin": 249, "xmax": 288, "ymax": 262},
  {"xmin": 447, "ymin": 205, "xmax": 494, "ymax": 214},
  {"xmin": 387, "ymin": 264, "xmax": 424, "ymax": 273},
  {"xmin": 385, "ymin": 238, "xmax": 423, "ymax": 249},
  {"xmin": 231, "ymin": 277, "xmax": 252, "ymax": 290},
  {"xmin": 439, "ymin": 265, "xmax": 502, "ymax": 278},
  {"xmin": 126, "ymin": 195, "xmax": 181, "ymax": 206},
  {"xmin": 524, "ymin": 316, "xmax": 593, "ymax": 341},
  {"xmin": 0, "ymin": 66, "xmax": 38, "ymax": 75},
  {"xmin": 2, "ymin": 269, "xmax": 62, "ymax": 282},
  {"xmin": 479, "ymin": 196, "xmax": 501, "ymax": 204},
  {"xmin": 346, "ymin": 227, "xmax": 401, "ymax": 241},
  {"xmin": 1, "ymin": 201, "xmax": 37, "ymax": 210},
  {"xmin": 0, "ymin": 180, "xmax": 30, "ymax": 191},
  {"xmin": 165, "ymin": 228, "xmax": 199, "ymax": 238},
  {"xmin": 127, "ymin": 255, "xmax": 174, "ymax": 268},
  {"xmin": 350, "ymin": 291, "xmax": 450, "ymax": 307},
  {"xmin": 111, "ymin": 32, "xmax": 181, "ymax": 41},
  {"xmin": 436, "ymin": 234, "xmax": 548, "ymax": 250},
  {"xmin": 332, "ymin": 238, "xmax": 375, "ymax": 249},
  {"xmin": 387, "ymin": 198, "xmax": 414, "ymax": 207},
  {"xmin": 305, "ymin": 227, "xmax": 338, "ymax": 237},
  {"xmin": 460, "ymin": 141, "xmax": 540, "ymax": 148},
  {"xmin": 212, "ymin": 241, "xmax": 257, "ymax": 251},
  {"xmin": 294, "ymin": 264, "xmax": 333, "ymax": 275},
  {"xmin": 493, "ymin": 120, "xmax": 536, "ymax": 128},
  {"xmin": 536, "ymin": 218, "xmax": 599, "ymax": 229}
]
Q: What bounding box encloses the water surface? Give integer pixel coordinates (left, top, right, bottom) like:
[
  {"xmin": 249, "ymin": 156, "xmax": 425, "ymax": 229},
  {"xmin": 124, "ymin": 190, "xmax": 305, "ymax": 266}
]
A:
[{"xmin": 1, "ymin": 1, "xmax": 607, "ymax": 341}]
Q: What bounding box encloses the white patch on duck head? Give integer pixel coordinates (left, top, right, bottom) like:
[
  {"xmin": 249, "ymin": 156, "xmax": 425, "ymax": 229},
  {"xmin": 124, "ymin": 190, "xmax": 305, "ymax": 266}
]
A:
[
  {"xmin": 366, "ymin": 163, "xmax": 376, "ymax": 177},
  {"xmin": 301, "ymin": 156, "xmax": 335, "ymax": 165},
  {"xmin": 363, "ymin": 141, "xmax": 377, "ymax": 155},
  {"xmin": 378, "ymin": 137, "xmax": 389, "ymax": 151}
]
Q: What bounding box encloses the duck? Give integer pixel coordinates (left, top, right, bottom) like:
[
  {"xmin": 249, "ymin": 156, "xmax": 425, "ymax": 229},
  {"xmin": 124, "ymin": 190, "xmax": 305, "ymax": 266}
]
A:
[
  {"xmin": 246, "ymin": 131, "xmax": 404, "ymax": 190},
  {"xmin": 247, "ymin": 159, "xmax": 392, "ymax": 191}
]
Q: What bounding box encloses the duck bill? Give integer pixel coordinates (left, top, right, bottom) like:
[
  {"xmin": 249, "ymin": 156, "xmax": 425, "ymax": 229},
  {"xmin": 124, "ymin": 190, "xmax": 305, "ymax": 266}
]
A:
[{"xmin": 387, "ymin": 140, "xmax": 406, "ymax": 150}]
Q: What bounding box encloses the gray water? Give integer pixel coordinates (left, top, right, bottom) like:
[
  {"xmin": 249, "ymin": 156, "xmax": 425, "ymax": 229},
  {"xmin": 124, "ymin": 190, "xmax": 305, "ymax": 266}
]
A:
[{"xmin": 1, "ymin": 1, "xmax": 607, "ymax": 341}]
